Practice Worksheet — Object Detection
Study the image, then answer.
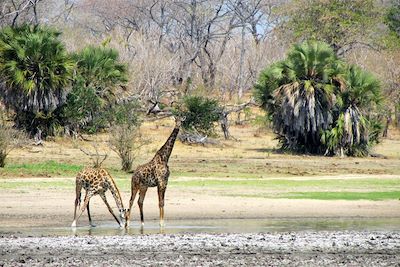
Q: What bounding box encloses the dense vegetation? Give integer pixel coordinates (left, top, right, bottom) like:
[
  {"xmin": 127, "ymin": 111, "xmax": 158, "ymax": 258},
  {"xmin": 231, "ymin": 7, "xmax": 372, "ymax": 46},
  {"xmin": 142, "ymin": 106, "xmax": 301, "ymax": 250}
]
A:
[
  {"xmin": 0, "ymin": 0, "xmax": 399, "ymax": 168},
  {"xmin": 0, "ymin": 25, "xmax": 74, "ymax": 137},
  {"xmin": 174, "ymin": 96, "xmax": 222, "ymax": 136},
  {"xmin": 255, "ymin": 41, "xmax": 382, "ymax": 156},
  {"xmin": 64, "ymin": 45, "xmax": 129, "ymax": 134}
]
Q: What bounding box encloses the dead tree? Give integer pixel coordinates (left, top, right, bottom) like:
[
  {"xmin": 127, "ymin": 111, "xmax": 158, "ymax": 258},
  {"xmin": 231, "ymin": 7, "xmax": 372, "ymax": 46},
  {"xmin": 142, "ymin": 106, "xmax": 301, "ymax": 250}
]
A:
[
  {"xmin": 78, "ymin": 143, "xmax": 109, "ymax": 168},
  {"xmin": 220, "ymin": 99, "xmax": 256, "ymax": 139}
]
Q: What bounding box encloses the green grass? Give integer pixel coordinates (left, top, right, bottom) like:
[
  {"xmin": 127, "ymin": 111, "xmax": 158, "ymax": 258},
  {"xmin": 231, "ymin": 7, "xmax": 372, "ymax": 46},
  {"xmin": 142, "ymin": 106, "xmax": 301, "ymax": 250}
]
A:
[
  {"xmin": 0, "ymin": 160, "xmax": 129, "ymax": 178},
  {"xmin": 0, "ymin": 177, "xmax": 399, "ymax": 200},
  {"xmin": 284, "ymin": 191, "xmax": 400, "ymax": 201},
  {"xmin": 170, "ymin": 178, "xmax": 400, "ymax": 201},
  {"xmin": 170, "ymin": 178, "xmax": 400, "ymax": 190},
  {"xmin": 0, "ymin": 160, "xmax": 399, "ymax": 201},
  {"xmin": 223, "ymin": 191, "xmax": 400, "ymax": 201},
  {"xmin": 0, "ymin": 160, "xmax": 83, "ymax": 177}
]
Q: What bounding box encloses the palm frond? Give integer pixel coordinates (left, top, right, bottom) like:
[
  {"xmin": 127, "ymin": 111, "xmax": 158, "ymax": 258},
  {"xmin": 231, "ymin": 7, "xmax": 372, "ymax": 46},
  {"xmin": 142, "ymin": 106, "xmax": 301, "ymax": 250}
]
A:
[{"xmin": 254, "ymin": 40, "xmax": 382, "ymax": 156}]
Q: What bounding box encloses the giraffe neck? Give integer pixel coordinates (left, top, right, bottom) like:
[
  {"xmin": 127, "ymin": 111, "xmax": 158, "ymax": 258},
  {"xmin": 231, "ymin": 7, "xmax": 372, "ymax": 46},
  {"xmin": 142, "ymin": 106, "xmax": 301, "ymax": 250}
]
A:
[
  {"xmin": 108, "ymin": 176, "xmax": 124, "ymax": 211},
  {"xmin": 155, "ymin": 126, "xmax": 180, "ymax": 163}
]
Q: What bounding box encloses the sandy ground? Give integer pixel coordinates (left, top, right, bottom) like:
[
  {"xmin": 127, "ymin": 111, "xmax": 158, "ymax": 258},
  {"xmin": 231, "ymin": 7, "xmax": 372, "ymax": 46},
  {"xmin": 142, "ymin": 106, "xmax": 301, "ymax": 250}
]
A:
[
  {"xmin": 0, "ymin": 188, "xmax": 399, "ymax": 266},
  {"xmin": 0, "ymin": 184, "xmax": 399, "ymax": 228},
  {"xmin": 0, "ymin": 123, "xmax": 399, "ymax": 266},
  {"xmin": 1, "ymin": 232, "xmax": 399, "ymax": 266}
]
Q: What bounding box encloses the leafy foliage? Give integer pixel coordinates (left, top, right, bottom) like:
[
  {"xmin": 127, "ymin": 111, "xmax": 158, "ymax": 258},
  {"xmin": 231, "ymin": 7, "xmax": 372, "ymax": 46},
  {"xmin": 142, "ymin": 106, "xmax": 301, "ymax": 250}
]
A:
[
  {"xmin": 174, "ymin": 95, "xmax": 221, "ymax": 136},
  {"xmin": 384, "ymin": 1, "xmax": 400, "ymax": 48},
  {"xmin": 62, "ymin": 79, "xmax": 102, "ymax": 133},
  {"xmin": 322, "ymin": 65, "xmax": 382, "ymax": 156},
  {"xmin": 255, "ymin": 40, "xmax": 383, "ymax": 156},
  {"xmin": 0, "ymin": 24, "xmax": 74, "ymax": 136},
  {"xmin": 280, "ymin": 0, "xmax": 382, "ymax": 55},
  {"xmin": 386, "ymin": 1, "xmax": 400, "ymax": 37},
  {"xmin": 63, "ymin": 45, "xmax": 128, "ymax": 133},
  {"xmin": 71, "ymin": 45, "xmax": 128, "ymax": 102},
  {"xmin": 255, "ymin": 41, "xmax": 343, "ymax": 153}
]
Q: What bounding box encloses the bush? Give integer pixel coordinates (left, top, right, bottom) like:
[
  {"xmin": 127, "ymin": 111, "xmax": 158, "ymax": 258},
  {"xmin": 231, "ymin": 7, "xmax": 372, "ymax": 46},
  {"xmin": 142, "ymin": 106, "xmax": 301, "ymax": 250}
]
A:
[
  {"xmin": 63, "ymin": 81, "xmax": 103, "ymax": 134},
  {"xmin": 174, "ymin": 96, "xmax": 222, "ymax": 136},
  {"xmin": 108, "ymin": 101, "xmax": 143, "ymax": 172}
]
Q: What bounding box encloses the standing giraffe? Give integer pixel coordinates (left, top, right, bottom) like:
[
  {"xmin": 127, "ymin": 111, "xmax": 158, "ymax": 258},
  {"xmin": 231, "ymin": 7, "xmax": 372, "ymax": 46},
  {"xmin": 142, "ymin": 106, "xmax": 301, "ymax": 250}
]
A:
[
  {"xmin": 125, "ymin": 116, "xmax": 184, "ymax": 228},
  {"xmin": 71, "ymin": 167, "xmax": 125, "ymax": 228}
]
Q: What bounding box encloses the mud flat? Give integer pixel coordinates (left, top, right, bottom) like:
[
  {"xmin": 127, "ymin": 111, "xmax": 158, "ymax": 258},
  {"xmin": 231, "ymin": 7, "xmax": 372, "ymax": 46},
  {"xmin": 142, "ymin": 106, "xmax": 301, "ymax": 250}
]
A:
[{"xmin": 0, "ymin": 231, "xmax": 399, "ymax": 266}]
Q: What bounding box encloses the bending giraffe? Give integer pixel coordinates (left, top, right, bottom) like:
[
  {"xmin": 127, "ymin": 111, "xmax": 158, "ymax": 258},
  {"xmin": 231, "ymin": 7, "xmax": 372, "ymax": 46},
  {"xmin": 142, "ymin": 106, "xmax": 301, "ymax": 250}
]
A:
[
  {"xmin": 71, "ymin": 167, "xmax": 125, "ymax": 228},
  {"xmin": 125, "ymin": 116, "xmax": 185, "ymax": 228}
]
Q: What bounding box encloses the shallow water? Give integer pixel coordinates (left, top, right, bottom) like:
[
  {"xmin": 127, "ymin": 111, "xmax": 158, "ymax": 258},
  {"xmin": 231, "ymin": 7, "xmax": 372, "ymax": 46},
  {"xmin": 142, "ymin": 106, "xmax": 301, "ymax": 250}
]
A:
[{"xmin": 1, "ymin": 217, "xmax": 399, "ymax": 237}]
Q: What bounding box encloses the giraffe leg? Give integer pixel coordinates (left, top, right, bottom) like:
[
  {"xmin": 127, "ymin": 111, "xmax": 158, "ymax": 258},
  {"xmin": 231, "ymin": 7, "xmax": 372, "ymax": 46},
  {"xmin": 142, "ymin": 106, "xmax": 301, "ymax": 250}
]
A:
[
  {"xmin": 71, "ymin": 181, "xmax": 82, "ymax": 227},
  {"xmin": 138, "ymin": 187, "xmax": 148, "ymax": 226},
  {"xmin": 87, "ymin": 200, "xmax": 96, "ymax": 227},
  {"xmin": 125, "ymin": 185, "xmax": 139, "ymax": 228},
  {"xmin": 158, "ymin": 186, "xmax": 166, "ymax": 227},
  {"xmin": 99, "ymin": 193, "xmax": 122, "ymax": 227},
  {"xmin": 72, "ymin": 191, "xmax": 92, "ymax": 227}
]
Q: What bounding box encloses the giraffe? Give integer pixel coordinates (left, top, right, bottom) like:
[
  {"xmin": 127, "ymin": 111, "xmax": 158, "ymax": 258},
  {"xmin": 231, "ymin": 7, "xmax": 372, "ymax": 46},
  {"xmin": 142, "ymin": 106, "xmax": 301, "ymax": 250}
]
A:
[
  {"xmin": 71, "ymin": 167, "xmax": 126, "ymax": 228},
  {"xmin": 125, "ymin": 116, "xmax": 185, "ymax": 228}
]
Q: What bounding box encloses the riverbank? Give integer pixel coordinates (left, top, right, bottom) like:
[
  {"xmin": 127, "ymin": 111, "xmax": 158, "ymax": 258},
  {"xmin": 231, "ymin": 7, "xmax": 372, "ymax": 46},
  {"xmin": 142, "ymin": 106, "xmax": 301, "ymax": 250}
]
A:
[
  {"xmin": 1, "ymin": 231, "xmax": 399, "ymax": 266},
  {"xmin": 0, "ymin": 186, "xmax": 399, "ymax": 228}
]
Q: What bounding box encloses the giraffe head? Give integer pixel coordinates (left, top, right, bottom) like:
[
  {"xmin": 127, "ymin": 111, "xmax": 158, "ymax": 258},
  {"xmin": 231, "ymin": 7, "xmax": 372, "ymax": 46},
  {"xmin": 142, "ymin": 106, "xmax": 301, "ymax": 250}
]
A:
[{"xmin": 174, "ymin": 116, "xmax": 186, "ymax": 128}]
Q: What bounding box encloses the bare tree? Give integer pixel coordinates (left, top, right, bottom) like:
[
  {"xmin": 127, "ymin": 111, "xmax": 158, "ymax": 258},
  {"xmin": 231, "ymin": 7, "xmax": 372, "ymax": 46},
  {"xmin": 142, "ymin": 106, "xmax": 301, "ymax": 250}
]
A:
[
  {"xmin": 69, "ymin": 0, "xmax": 285, "ymax": 102},
  {"xmin": 109, "ymin": 125, "xmax": 148, "ymax": 172},
  {"xmin": 0, "ymin": 0, "xmax": 43, "ymax": 27},
  {"xmin": 227, "ymin": 0, "xmax": 280, "ymax": 99},
  {"xmin": 77, "ymin": 141, "xmax": 109, "ymax": 168},
  {"xmin": 0, "ymin": 110, "xmax": 29, "ymax": 167}
]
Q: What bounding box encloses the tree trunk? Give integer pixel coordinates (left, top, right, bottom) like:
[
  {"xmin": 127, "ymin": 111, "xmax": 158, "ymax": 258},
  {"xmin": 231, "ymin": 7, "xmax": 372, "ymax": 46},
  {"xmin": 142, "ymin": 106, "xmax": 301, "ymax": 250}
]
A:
[
  {"xmin": 121, "ymin": 154, "xmax": 133, "ymax": 172},
  {"xmin": 395, "ymin": 105, "xmax": 400, "ymax": 127},
  {"xmin": 0, "ymin": 151, "xmax": 6, "ymax": 167},
  {"xmin": 382, "ymin": 115, "xmax": 391, "ymax": 138},
  {"xmin": 220, "ymin": 112, "xmax": 230, "ymax": 140},
  {"xmin": 237, "ymin": 25, "xmax": 246, "ymax": 100},
  {"xmin": 340, "ymin": 147, "xmax": 344, "ymax": 158}
]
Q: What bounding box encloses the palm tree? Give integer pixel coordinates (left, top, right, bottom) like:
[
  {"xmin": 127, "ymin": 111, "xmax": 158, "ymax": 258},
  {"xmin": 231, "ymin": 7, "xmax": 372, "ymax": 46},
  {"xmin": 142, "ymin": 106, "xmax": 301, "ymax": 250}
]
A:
[
  {"xmin": 72, "ymin": 45, "xmax": 128, "ymax": 102},
  {"xmin": 322, "ymin": 65, "xmax": 382, "ymax": 156},
  {"xmin": 255, "ymin": 40, "xmax": 345, "ymax": 153},
  {"xmin": 0, "ymin": 24, "xmax": 74, "ymax": 137},
  {"xmin": 63, "ymin": 45, "xmax": 128, "ymax": 133}
]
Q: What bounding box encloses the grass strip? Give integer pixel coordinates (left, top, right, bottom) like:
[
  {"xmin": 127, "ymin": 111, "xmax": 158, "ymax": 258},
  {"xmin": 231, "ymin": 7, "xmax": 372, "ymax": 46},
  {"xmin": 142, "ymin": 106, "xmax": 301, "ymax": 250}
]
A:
[{"xmin": 284, "ymin": 191, "xmax": 400, "ymax": 201}]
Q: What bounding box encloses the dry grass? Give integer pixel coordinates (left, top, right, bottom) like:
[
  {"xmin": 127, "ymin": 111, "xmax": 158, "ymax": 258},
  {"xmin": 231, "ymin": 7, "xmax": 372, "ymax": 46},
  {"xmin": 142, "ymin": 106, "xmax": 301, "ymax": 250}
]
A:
[{"xmin": 6, "ymin": 118, "xmax": 400, "ymax": 177}]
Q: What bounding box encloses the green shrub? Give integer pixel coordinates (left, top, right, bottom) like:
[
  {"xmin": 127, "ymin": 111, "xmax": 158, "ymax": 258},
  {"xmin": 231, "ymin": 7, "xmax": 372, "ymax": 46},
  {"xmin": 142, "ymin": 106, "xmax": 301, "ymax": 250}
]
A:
[
  {"xmin": 174, "ymin": 95, "xmax": 221, "ymax": 136},
  {"xmin": 63, "ymin": 45, "xmax": 128, "ymax": 133}
]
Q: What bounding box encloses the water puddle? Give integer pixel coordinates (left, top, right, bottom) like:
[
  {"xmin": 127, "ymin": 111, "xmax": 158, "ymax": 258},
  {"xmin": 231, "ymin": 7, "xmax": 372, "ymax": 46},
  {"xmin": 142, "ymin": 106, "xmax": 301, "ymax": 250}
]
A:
[{"xmin": 1, "ymin": 217, "xmax": 399, "ymax": 237}]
